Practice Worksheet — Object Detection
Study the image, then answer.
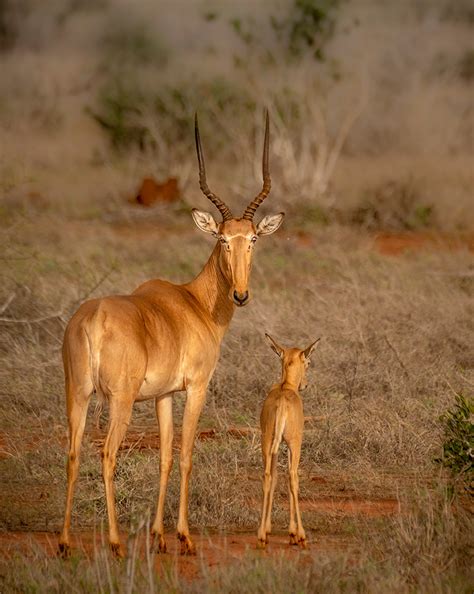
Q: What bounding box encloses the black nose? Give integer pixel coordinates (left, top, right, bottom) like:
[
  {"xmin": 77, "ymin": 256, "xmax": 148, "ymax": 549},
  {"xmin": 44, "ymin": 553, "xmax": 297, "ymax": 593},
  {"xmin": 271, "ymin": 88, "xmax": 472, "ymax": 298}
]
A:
[{"xmin": 233, "ymin": 291, "xmax": 249, "ymax": 306}]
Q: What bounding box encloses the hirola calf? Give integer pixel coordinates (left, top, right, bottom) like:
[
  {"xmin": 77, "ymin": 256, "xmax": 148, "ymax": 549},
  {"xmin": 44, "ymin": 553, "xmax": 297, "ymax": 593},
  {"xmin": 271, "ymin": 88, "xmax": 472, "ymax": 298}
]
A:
[{"xmin": 257, "ymin": 333, "xmax": 320, "ymax": 549}]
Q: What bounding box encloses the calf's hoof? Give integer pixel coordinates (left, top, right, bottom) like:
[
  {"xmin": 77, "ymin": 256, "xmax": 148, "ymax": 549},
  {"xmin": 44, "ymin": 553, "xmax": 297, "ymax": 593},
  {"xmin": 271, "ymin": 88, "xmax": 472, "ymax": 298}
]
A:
[
  {"xmin": 57, "ymin": 542, "xmax": 71, "ymax": 559},
  {"xmin": 298, "ymin": 538, "xmax": 308, "ymax": 549},
  {"xmin": 151, "ymin": 533, "xmax": 167, "ymax": 554},
  {"xmin": 110, "ymin": 542, "xmax": 125, "ymax": 559},
  {"xmin": 289, "ymin": 533, "xmax": 298, "ymax": 546},
  {"xmin": 178, "ymin": 534, "xmax": 196, "ymax": 556},
  {"xmin": 256, "ymin": 538, "xmax": 267, "ymax": 550}
]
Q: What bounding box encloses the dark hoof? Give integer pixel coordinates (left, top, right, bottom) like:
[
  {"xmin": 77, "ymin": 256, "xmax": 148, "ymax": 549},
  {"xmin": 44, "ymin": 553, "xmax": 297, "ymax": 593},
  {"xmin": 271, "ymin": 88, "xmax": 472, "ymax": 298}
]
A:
[
  {"xmin": 178, "ymin": 534, "xmax": 196, "ymax": 556},
  {"xmin": 57, "ymin": 542, "xmax": 71, "ymax": 559},
  {"xmin": 289, "ymin": 533, "xmax": 298, "ymax": 546},
  {"xmin": 110, "ymin": 542, "xmax": 125, "ymax": 559},
  {"xmin": 256, "ymin": 539, "xmax": 267, "ymax": 550},
  {"xmin": 151, "ymin": 533, "xmax": 167, "ymax": 554}
]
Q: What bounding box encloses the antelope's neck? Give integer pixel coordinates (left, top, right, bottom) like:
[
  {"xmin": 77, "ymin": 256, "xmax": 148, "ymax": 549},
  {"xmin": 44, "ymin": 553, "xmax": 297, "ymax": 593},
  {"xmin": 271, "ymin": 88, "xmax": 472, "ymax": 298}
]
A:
[
  {"xmin": 280, "ymin": 368, "xmax": 302, "ymax": 393},
  {"xmin": 186, "ymin": 243, "xmax": 234, "ymax": 335}
]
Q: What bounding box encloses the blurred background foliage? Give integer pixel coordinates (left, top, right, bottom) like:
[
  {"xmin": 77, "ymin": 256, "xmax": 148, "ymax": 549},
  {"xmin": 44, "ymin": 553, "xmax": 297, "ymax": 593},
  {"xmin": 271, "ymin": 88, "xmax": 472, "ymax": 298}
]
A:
[{"xmin": 1, "ymin": 0, "xmax": 472, "ymax": 230}]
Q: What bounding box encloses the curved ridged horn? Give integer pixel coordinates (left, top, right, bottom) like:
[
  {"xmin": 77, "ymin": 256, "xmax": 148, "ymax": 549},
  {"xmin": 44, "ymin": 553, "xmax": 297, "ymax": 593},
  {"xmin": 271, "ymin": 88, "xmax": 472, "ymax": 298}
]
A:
[
  {"xmin": 195, "ymin": 113, "xmax": 233, "ymax": 221},
  {"xmin": 242, "ymin": 109, "xmax": 271, "ymax": 221}
]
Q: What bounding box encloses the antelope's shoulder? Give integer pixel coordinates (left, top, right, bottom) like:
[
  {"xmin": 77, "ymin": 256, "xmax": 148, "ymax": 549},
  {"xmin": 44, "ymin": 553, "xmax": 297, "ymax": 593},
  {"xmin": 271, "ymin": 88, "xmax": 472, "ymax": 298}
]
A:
[
  {"xmin": 132, "ymin": 278, "xmax": 181, "ymax": 298},
  {"xmin": 266, "ymin": 385, "xmax": 300, "ymax": 401}
]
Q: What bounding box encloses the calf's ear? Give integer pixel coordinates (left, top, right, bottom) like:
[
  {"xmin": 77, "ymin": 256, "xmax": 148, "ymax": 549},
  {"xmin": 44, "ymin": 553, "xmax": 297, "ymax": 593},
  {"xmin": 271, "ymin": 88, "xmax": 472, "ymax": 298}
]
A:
[
  {"xmin": 303, "ymin": 338, "xmax": 321, "ymax": 359},
  {"xmin": 265, "ymin": 333, "xmax": 285, "ymax": 358}
]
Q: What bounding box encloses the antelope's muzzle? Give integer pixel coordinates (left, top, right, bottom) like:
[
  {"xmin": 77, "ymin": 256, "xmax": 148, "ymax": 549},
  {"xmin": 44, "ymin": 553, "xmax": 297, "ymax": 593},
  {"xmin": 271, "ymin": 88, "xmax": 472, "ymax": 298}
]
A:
[{"xmin": 233, "ymin": 290, "xmax": 249, "ymax": 307}]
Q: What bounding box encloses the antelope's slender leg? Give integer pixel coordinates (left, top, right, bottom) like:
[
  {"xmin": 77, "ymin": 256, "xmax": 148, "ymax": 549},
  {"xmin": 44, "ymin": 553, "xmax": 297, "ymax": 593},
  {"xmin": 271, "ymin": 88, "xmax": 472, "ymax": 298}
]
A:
[
  {"xmin": 257, "ymin": 443, "xmax": 273, "ymax": 548},
  {"xmin": 265, "ymin": 453, "xmax": 278, "ymax": 534},
  {"xmin": 58, "ymin": 385, "xmax": 91, "ymax": 557},
  {"xmin": 151, "ymin": 394, "xmax": 174, "ymax": 553},
  {"xmin": 102, "ymin": 395, "xmax": 134, "ymax": 558},
  {"xmin": 176, "ymin": 384, "xmax": 207, "ymax": 555},
  {"xmin": 288, "ymin": 440, "xmax": 306, "ymax": 548},
  {"xmin": 288, "ymin": 448, "xmax": 297, "ymax": 545}
]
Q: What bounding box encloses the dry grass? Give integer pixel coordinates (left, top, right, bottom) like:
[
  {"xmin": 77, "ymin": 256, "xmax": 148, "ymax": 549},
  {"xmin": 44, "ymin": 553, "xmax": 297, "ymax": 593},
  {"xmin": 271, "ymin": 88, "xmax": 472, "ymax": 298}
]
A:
[{"xmin": 1, "ymin": 204, "xmax": 473, "ymax": 531}]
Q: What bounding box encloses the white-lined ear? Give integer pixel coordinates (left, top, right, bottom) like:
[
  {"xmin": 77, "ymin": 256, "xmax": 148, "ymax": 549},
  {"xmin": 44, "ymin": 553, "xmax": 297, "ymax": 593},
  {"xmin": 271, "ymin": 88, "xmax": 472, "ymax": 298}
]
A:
[
  {"xmin": 303, "ymin": 338, "xmax": 321, "ymax": 359},
  {"xmin": 265, "ymin": 333, "xmax": 284, "ymax": 358},
  {"xmin": 256, "ymin": 212, "xmax": 285, "ymax": 236},
  {"xmin": 192, "ymin": 209, "xmax": 219, "ymax": 236}
]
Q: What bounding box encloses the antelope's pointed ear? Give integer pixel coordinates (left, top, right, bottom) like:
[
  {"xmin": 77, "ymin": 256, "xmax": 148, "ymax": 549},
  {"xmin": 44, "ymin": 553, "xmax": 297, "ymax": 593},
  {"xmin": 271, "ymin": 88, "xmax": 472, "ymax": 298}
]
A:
[
  {"xmin": 303, "ymin": 338, "xmax": 321, "ymax": 359},
  {"xmin": 192, "ymin": 209, "xmax": 219, "ymax": 236},
  {"xmin": 256, "ymin": 212, "xmax": 285, "ymax": 236},
  {"xmin": 265, "ymin": 333, "xmax": 284, "ymax": 358}
]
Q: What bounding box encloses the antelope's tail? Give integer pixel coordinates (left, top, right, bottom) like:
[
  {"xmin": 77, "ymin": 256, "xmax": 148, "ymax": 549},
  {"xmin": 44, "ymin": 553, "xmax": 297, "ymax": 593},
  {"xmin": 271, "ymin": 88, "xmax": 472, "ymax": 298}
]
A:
[
  {"xmin": 84, "ymin": 309, "xmax": 105, "ymax": 429},
  {"xmin": 271, "ymin": 400, "xmax": 287, "ymax": 455}
]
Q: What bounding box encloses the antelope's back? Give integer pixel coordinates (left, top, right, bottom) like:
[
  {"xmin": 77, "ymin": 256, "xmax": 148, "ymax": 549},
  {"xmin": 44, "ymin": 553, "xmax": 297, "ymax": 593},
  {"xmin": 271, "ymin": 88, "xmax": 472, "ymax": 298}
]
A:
[{"xmin": 63, "ymin": 280, "xmax": 221, "ymax": 397}]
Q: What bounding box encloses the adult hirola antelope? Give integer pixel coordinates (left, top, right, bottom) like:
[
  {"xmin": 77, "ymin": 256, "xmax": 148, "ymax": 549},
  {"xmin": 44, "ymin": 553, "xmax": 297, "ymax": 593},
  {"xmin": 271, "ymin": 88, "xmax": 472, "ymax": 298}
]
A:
[{"xmin": 58, "ymin": 111, "xmax": 285, "ymax": 558}]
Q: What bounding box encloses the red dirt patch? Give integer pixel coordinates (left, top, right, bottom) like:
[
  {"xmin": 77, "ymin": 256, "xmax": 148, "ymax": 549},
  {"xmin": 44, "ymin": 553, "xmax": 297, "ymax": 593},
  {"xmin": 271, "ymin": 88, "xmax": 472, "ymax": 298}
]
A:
[
  {"xmin": 133, "ymin": 177, "xmax": 180, "ymax": 207},
  {"xmin": 247, "ymin": 496, "xmax": 399, "ymax": 517},
  {"xmin": 0, "ymin": 530, "xmax": 355, "ymax": 580},
  {"xmin": 374, "ymin": 231, "xmax": 474, "ymax": 256},
  {"xmin": 88, "ymin": 420, "xmax": 325, "ymax": 451},
  {"xmin": 298, "ymin": 496, "xmax": 399, "ymax": 516},
  {"xmin": 0, "ymin": 425, "xmax": 259, "ymax": 457}
]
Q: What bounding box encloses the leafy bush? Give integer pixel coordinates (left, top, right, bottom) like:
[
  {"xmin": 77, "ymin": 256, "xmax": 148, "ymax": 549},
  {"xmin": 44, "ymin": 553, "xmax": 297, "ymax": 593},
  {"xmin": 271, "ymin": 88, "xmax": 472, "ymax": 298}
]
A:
[
  {"xmin": 347, "ymin": 178, "xmax": 434, "ymax": 231},
  {"xmin": 226, "ymin": 0, "xmax": 340, "ymax": 64},
  {"xmin": 436, "ymin": 393, "xmax": 473, "ymax": 494},
  {"xmin": 286, "ymin": 0, "xmax": 340, "ymax": 60},
  {"xmin": 101, "ymin": 21, "xmax": 167, "ymax": 68},
  {"xmin": 87, "ymin": 81, "xmax": 148, "ymax": 150},
  {"xmin": 89, "ymin": 78, "xmax": 255, "ymax": 151}
]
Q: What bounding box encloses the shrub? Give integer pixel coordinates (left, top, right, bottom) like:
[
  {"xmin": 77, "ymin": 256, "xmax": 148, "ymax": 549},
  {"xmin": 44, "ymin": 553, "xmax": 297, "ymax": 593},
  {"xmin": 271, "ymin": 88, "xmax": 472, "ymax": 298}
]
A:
[
  {"xmin": 87, "ymin": 81, "xmax": 149, "ymax": 150},
  {"xmin": 436, "ymin": 393, "xmax": 474, "ymax": 494},
  {"xmin": 347, "ymin": 178, "xmax": 434, "ymax": 231},
  {"xmin": 89, "ymin": 78, "xmax": 255, "ymax": 152},
  {"xmin": 286, "ymin": 0, "xmax": 340, "ymax": 60}
]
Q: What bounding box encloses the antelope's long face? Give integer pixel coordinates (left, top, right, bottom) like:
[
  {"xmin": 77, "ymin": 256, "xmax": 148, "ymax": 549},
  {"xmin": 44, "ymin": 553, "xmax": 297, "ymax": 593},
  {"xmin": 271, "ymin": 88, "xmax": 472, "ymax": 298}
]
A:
[
  {"xmin": 217, "ymin": 219, "xmax": 256, "ymax": 306},
  {"xmin": 193, "ymin": 109, "xmax": 284, "ymax": 306},
  {"xmin": 192, "ymin": 212, "xmax": 284, "ymax": 306}
]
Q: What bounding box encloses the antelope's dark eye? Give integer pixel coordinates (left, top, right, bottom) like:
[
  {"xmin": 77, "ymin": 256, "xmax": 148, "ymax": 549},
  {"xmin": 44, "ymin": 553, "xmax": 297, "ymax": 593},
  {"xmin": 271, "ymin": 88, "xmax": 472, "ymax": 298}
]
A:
[
  {"xmin": 220, "ymin": 237, "xmax": 231, "ymax": 252},
  {"xmin": 251, "ymin": 236, "xmax": 257, "ymax": 244}
]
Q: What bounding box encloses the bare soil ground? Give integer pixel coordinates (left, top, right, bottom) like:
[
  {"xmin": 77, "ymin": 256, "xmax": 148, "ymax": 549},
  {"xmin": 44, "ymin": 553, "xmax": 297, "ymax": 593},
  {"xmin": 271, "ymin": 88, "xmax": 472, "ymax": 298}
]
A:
[
  {"xmin": 373, "ymin": 232, "xmax": 474, "ymax": 256},
  {"xmin": 0, "ymin": 530, "xmax": 360, "ymax": 582}
]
